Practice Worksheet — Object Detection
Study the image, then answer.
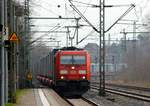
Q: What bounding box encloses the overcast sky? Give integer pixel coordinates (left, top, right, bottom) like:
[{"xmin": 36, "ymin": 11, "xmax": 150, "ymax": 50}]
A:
[{"xmin": 26, "ymin": 0, "xmax": 150, "ymax": 47}]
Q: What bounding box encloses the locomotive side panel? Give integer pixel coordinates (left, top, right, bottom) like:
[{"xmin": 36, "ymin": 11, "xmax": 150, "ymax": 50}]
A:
[
  {"xmin": 86, "ymin": 52, "xmax": 91, "ymax": 80},
  {"xmin": 36, "ymin": 47, "xmax": 91, "ymax": 95}
]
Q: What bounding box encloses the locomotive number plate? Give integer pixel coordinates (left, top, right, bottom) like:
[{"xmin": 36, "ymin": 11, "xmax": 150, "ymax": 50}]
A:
[{"xmin": 70, "ymin": 70, "xmax": 77, "ymax": 74}]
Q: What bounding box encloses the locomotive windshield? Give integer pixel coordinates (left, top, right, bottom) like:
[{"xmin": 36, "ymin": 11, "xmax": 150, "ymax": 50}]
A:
[{"xmin": 60, "ymin": 55, "xmax": 85, "ymax": 64}]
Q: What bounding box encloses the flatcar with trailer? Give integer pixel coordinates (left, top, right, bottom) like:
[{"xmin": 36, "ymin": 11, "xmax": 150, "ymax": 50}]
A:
[{"xmin": 36, "ymin": 47, "xmax": 91, "ymax": 95}]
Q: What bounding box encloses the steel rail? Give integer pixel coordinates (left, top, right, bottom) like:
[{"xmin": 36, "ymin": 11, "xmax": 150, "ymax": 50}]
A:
[
  {"xmin": 81, "ymin": 97, "xmax": 99, "ymax": 106},
  {"xmin": 62, "ymin": 97, "xmax": 74, "ymax": 106},
  {"xmin": 105, "ymin": 83, "xmax": 150, "ymax": 92},
  {"xmin": 91, "ymin": 86, "xmax": 150, "ymax": 102},
  {"xmin": 91, "ymin": 82, "xmax": 150, "ymax": 92},
  {"xmin": 64, "ymin": 97, "xmax": 99, "ymax": 106}
]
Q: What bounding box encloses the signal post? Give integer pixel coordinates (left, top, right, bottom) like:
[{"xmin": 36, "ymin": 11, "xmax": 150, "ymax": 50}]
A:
[{"xmin": 9, "ymin": 32, "xmax": 19, "ymax": 103}]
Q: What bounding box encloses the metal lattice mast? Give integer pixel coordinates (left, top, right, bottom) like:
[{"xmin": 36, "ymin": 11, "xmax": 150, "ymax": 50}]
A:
[
  {"xmin": 19, "ymin": 0, "xmax": 30, "ymax": 88},
  {"xmin": 99, "ymin": 0, "xmax": 105, "ymax": 95}
]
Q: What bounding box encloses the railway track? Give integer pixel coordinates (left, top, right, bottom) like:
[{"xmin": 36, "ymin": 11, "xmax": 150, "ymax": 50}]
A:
[
  {"xmin": 91, "ymin": 85, "xmax": 150, "ymax": 102},
  {"xmin": 64, "ymin": 97, "xmax": 99, "ymax": 106},
  {"xmin": 43, "ymin": 88, "xmax": 99, "ymax": 106},
  {"xmin": 92, "ymin": 82, "xmax": 150, "ymax": 92}
]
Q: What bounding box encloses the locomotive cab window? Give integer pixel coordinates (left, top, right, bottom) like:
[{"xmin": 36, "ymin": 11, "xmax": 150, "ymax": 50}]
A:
[
  {"xmin": 73, "ymin": 56, "xmax": 85, "ymax": 64},
  {"xmin": 60, "ymin": 55, "xmax": 85, "ymax": 64},
  {"xmin": 60, "ymin": 56, "xmax": 72, "ymax": 64}
]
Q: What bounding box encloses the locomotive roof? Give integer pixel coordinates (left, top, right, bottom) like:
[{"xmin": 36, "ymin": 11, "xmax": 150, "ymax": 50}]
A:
[
  {"xmin": 52, "ymin": 46, "xmax": 85, "ymax": 55},
  {"xmin": 59, "ymin": 46, "xmax": 83, "ymax": 50}
]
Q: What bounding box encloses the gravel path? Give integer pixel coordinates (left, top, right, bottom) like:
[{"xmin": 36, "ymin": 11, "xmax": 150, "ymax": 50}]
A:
[{"xmin": 83, "ymin": 89, "xmax": 150, "ymax": 106}]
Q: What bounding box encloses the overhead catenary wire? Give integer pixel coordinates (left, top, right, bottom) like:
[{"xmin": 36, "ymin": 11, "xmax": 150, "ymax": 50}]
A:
[
  {"xmin": 69, "ymin": 0, "xmax": 99, "ymax": 32},
  {"xmin": 68, "ymin": 0, "xmax": 137, "ymax": 45},
  {"xmin": 74, "ymin": 3, "xmax": 136, "ymax": 42},
  {"xmin": 82, "ymin": 0, "xmax": 93, "ymax": 14},
  {"xmin": 71, "ymin": 0, "xmax": 96, "ymax": 6},
  {"xmin": 134, "ymin": 8, "xmax": 140, "ymax": 20},
  {"xmin": 26, "ymin": 24, "xmax": 61, "ymax": 46},
  {"xmin": 77, "ymin": 28, "xmax": 97, "ymax": 44},
  {"xmin": 31, "ymin": 0, "xmax": 72, "ymax": 32},
  {"xmin": 105, "ymin": 4, "xmax": 135, "ymax": 33},
  {"xmin": 71, "ymin": 0, "xmax": 133, "ymax": 8},
  {"xmin": 30, "ymin": 0, "xmax": 150, "ymax": 47},
  {"xmin": 30, "ymin": 1, "xmax": 60, "ymax": 16}
]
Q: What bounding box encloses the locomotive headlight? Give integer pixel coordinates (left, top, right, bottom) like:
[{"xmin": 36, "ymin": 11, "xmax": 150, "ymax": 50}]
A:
[
  {"xmin": 79, "ymin": 70, "xmax": 86, "ymax": 74},
  {"xmin": 71, "ymin": 66, "xmax": 75, "ymax": 69},
  {"xmin": 82, "ymin": 76, "xmax": 86, "ymax": 79},
  {"xmin": 60, "ymin": 70, "xmax": 68, "ymax": 74},
  {"xmin": 60, "ymin": 76, "xmax": 64, "ymax": 79}
]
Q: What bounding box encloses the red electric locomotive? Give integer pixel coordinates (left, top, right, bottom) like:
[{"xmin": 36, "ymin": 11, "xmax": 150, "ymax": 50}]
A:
[
  {"xmin": 54, "ymin": 47, "xmax": 90, "ymax": 95},
  {"xmin": 37, "ymin": 47, "xmax": 90, "ymax": 95}
]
